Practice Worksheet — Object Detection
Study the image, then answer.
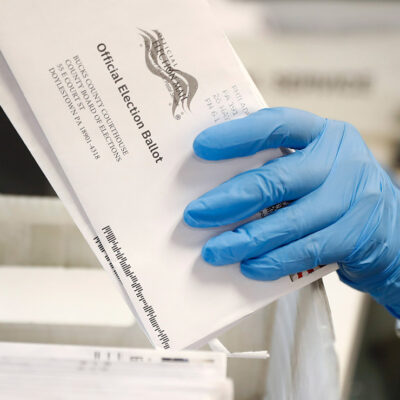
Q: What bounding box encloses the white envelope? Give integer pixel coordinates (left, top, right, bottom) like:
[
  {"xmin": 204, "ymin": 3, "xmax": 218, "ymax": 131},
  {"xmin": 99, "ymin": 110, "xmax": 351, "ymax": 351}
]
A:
[
  {"xmin": 0, "ymin": 0, "xmax": 336, "ymax": 349},
  {"xmin": 0, "ymin": 342, "xmax": 233, "ymax": 400}
]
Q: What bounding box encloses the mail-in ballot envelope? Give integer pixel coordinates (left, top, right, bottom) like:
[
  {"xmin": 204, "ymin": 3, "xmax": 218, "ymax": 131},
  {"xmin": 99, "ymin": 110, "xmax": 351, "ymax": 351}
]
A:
[{"xmin": 0, "ymin": 0, "xmax": 336, "ymax": 349}]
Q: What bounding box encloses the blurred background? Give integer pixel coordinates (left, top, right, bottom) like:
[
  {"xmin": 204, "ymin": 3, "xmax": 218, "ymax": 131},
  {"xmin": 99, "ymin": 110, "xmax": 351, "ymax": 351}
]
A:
[{"xmin": 1, "ymin": 1, "xmax": 399, "ymax": 399}]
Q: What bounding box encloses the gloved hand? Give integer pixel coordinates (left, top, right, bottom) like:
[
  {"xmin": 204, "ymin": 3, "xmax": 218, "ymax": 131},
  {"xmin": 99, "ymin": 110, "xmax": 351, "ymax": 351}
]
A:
[{"xmin": 184, "ymin": 107, "xmax": 400, "ymax": 318}]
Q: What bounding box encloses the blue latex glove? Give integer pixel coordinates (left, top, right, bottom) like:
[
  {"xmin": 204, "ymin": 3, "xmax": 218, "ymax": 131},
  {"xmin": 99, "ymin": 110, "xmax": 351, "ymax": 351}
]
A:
[{"xmin": 184, "ymin": 107, "xmax": 400, "ymax": 318}]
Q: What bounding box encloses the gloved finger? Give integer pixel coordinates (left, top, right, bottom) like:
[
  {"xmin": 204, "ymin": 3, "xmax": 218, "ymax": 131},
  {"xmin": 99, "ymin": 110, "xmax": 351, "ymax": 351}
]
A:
[
  {"xmin": 184, "ymin": 125, "xmax": 342, "ymax": 228},
  {"xmin": 184, "ymin": 150, "xmax": 318, "ymax": 227},
  {"xmin": 193, "ymin": 107, "xmax": 326, "ymax": 161},
  {"xmin": 240, "ymin": 215, "xmax": 356, "ymax": 280},
  {"xmin": 201, "ymin": 185, "xmax": 346, "ymax": 265}
]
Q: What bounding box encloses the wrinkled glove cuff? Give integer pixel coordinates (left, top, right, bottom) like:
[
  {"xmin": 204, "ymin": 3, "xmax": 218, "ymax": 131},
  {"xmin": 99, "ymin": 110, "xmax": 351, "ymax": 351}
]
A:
[
  {"xmin": 368, "ymin": 254, "xmax": 400, "ymax": 319},
  {"xmin": 338, "ymin": 252, "xmax": 400, "ymax": 319},
  {"xmin": 376, "ymin": 265, "xmax": 400, "ymax": 319}
]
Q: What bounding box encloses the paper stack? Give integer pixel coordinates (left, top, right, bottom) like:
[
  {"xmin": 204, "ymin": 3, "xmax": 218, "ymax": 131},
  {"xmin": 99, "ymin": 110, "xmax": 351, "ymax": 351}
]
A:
[
  {"xmin": 0, "ymin": 0, "xmax": 336, "ymax": 350},
  {"xmin": 0, "ymin": 342, "xmax": 232, "ymax": 399}
]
